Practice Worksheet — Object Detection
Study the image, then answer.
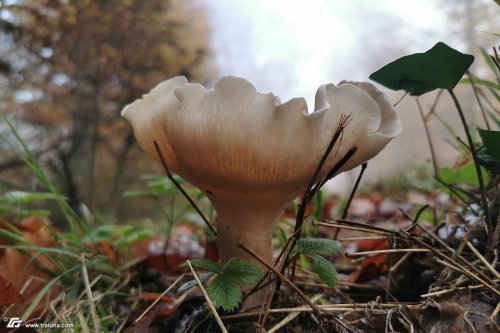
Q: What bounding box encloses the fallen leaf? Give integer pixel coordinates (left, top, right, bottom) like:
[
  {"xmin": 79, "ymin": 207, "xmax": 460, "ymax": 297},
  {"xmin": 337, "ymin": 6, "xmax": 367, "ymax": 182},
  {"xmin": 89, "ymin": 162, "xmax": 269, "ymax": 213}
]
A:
[{"xmin": 0, "ymin": 274, "xmax": 22, "ymax": 306}]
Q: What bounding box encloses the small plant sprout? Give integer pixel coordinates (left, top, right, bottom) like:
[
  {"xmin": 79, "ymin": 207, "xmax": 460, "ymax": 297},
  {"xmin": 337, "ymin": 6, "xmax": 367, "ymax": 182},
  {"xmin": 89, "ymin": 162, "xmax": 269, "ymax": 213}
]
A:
[{"xmin": 122, "ymin": 76, "xmax": 401, "ymax": 306}]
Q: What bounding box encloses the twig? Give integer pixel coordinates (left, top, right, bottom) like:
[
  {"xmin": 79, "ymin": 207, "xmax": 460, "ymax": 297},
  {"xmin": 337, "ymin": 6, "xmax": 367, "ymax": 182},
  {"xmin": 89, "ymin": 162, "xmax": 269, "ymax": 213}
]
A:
[
  {"xmin": 81, "ymin": 254, "xmax": 101, "ymax": 333},
  {"xmin": 134, "ymin": 274, "xmax": 185, "ymax": 324},
  {"xmin": 416, "ymin": 98, "xmax": 439, "ymax": 176},
  {"xmin": 345, "ymin": 249, "xmax": 430, "ymax": 257},
  {"xmin": 223, "ymin": 303, "xmax": 419, "ymax": 319},
  {"xmin": 186, "ymin": 260, "xmax": 228, "ymax": 333},
  {"xmin": 267, "ymin": 295, "xmax": 322, "ymax": 333},
  {"xmin": 293, "ymin": 115, "xmax": 351, "ymax": 239},
  {"xmin": 466, "ymin": 241, "xmax": 500, "ymax": 279},
  {"xmin": 153, "ymin": 141, "xmax": 217, "ymax": 236},
  {"xmin": 433, "ymin": 257, "xmax": 500, "ymax": 296},
  {"xmin": 447, "ymin": 90, "xmax": 490, "ymax": 252},
  {"xmin": 467, "ymin": 72, "xmax": 491, "ymax": 130},
  {"xmin": 334, "ymin": 162, "xmax": 368, "ymax": 239}
]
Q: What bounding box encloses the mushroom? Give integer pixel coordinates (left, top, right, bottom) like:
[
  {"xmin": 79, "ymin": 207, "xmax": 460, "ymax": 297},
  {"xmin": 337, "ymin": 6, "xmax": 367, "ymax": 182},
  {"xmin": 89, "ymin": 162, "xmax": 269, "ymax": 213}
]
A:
[{"xmin": 122, "ymin": 76, "xmax": 401, "ymax": 305}]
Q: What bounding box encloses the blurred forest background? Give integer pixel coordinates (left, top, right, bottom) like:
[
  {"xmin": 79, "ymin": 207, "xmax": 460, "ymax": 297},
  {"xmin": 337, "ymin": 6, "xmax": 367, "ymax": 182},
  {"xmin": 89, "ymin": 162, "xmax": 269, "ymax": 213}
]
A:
[{"xmin": 0, "ymin": 0, "xmax": 498, "ymax": 223}]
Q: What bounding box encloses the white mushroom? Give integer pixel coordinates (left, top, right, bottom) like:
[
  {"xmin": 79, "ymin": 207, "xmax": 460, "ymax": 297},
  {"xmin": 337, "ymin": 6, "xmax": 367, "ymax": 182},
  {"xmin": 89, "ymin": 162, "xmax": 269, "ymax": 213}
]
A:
[{"xmin": 122, "ymin": 76, "xmax": 401, "ymax": 305}]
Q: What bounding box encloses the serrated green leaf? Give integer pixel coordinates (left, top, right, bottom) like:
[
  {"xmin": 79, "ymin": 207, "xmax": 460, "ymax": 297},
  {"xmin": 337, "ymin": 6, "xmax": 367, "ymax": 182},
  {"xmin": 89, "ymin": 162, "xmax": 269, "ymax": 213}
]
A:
[
  {"xmin": 369, "ymin": 42, "xmax": 474, "ymax": 96},
  {"xmin": 222, "ymin": 258, "xmax": 263, "ymax": 284},
  {"xmin": 305, "ymin": 253, "xmax": 338, "ymax": 287},
  {"xmin": 182, "ymin": 259, "xmax": 221, "ymax": 274},
  {"xmin": 206, "ymin": 274, "xmax": 242, "ymax": 311},
  {"xmin": 293, "ymin": 238, "xmax": 342, "ymax": 257},
  {"xmin": 177, "ymin": 272, "xmax": 214, "ymax": 295}
]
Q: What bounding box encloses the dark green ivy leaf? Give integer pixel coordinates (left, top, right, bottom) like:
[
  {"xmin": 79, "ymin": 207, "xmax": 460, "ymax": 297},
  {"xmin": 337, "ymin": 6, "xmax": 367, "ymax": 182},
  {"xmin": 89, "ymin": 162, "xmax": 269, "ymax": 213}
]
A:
[
  {"xmin": 478, "ymin": 128, "xmax": 500, "ymax": 173},
  {"xmin": 369, "ymin": 42, "xmax": 474, "ymax": 96}
]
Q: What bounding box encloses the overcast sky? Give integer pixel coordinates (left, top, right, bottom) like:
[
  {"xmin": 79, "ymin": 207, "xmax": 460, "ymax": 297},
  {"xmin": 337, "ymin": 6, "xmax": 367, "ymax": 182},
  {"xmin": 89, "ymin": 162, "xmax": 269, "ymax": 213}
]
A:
[{"xmin": 204, "ymin": 0, "xmax": 451, "ymax": 105}]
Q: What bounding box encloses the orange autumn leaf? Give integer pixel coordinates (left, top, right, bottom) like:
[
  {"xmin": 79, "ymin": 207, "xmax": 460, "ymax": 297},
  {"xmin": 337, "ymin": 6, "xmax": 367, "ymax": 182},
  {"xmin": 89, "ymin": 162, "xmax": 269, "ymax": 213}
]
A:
[{"xmin": 0, "ymin": 274, "xmax": 22, "ymax": 307}]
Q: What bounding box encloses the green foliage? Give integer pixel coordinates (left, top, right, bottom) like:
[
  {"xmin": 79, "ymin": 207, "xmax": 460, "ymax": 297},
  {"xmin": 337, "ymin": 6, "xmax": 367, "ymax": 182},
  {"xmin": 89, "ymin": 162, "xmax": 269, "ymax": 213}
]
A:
[
  {"xmin": 182, "ymin": 258, "xmax": 263, "ymax": 311},
  {"xmin": 206, "ymin": 275, "xmax": 244, "ymax": 312},
  {"xmin": 82, "ymin": 224, "xmax": 153, "ymax": 245},
  {"xmin": 177, "ymin": 272, "xmax": 214, "ymax": 295},
  {"xmin": 222, "ymin": 258, "xmax": 264, "ymax": 285},
  {"xmin": 477, "ymin": 129, "xmax": 500, "ymax": 173},
  {"xmin": 369, "ymin": 42, "xmax": 474, "ymax": 96},
  {"xmin": 307, "ymin": 253, "xmax": 338, "ymax": 287},
  {"xmin": 292, "ymin": 238, "xmax": 341, "ymax": 287},
  {"xmin": 292, "ymin": 238, "xmax": 342, "ymax": 257},
  {"xmin": 186, "ymin": 258, "xmax": 221, "ymax": 274},
  {"xmin": 439, "ymin": 163, "xmax": 489, "ymax": 187}
]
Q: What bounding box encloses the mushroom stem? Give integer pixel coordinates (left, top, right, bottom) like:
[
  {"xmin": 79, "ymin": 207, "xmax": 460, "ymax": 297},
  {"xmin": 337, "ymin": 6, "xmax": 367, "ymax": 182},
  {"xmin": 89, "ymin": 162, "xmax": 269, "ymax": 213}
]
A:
[{"xmin": 211, "ymin": 194, "xmax": 288, "ymax": 308}]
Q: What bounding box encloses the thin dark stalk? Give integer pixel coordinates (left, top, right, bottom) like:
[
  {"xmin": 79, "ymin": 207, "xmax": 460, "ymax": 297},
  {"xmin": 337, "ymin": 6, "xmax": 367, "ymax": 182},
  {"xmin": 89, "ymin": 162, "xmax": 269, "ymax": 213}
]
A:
[
  {"xmin": 447, "ymin": 90, "xmax": 490, "ymax": 235},
  {"xmin": 416, "ymin": 98, "xmax": 438, "ymax": 176},
  {"xmin": 292, "ymin": 115, "xmax": 351, "ymax": 241},
  {"xmin": 153, "ymin": 141, "xmax": 217, "ymax": 236},
  {"xmin": 394, "ymin": 92, "xmax": 408, "ymax": 107},
  {"xmin": 333, "ymin": 162, "xmax": 367, "ymax": 240},
  {"xmin": 467, "ymin": 72, "xmax": 491, "ymax": 130},
  {"xmin": 424, "ymin": 89, "xmax": 444, "ymax": 121}
]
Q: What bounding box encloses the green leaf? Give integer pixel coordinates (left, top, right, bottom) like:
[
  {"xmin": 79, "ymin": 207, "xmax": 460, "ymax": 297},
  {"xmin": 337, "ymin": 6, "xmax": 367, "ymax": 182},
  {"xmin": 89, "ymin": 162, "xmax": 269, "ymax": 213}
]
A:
[
  {"xmin": 4, "ymin": 191, "xmax": 63, "ymax": 203},
  {"xmin": 369, "ymin": 42, "xmax": 474, "ymax": 96},
  {"xmin": 478, "ymin": 129, "xmax": 500, "ymax": 160},
  {"xmin": 439, "ymin": 163, "xmax": 489, "ymax": 187},
  {"xmin": 183, "ymin": 259, "xmax": 221, "ymax": 274},
  {"xmin": 479, "ymin": 47, "xmax": 500, "ymax": 83},
  {"xmin": 206, "ymin": 274, "xmax": 242, "ymax": 311},
  {"xmin": 477, "ymin": 146, "xmax": 500, "ymax": 173},
  {"xmin": 305, "ymin": 253, "xmax": 338, "ymax": 287},
  {"xmin": 177, "ymin": 272, "xmax": 214, "ymax": 295},
  {"xmin": 293, "ymin": 238, "xmax": 342, "ymax": 257},
  {"xmin": 222, "ymin": 258, "xmax": 263, "ymax": 285}
]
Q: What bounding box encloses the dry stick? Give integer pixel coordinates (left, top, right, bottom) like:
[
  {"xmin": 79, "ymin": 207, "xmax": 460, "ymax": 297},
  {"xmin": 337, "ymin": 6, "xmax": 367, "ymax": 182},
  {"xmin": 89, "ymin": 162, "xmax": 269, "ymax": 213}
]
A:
[
  {"xmin": 153, "ymin": 141, "xmax": 217, "ymax": 236},
  {"xmin": 323, "ymin": 217, "xmax": 500, "ymax": 294},
  {"xmin": 314, "ymin": 220, "xmax": 391, "ymax": 236},
  {"xmin": 134, "ymin": 274, "xmax": 185, "ymax": 324},
  {"xmin": 237, "ymin": 241, "xmax": 322, "ymax": 317},
  {"xmin": 345, "ymin": 248, "xmax": 430, "ymax": 258},
  {"xmin": 433, "ymin": 257, "xmax": 499, "ymax": 296},
  {"xmin": 416, "ymin": 97, "xmax": 439, "ymax": 177},
  {"xmin": 466, "ymin": 241, "xmax": 500, "ymax": 279},
  {"xmin": 408, "ymin": 235, "xmax": 500, "ymax": 296},
  {"xmin": 414, "ymin": 220, "xmax": 498, "ymax": 288},
  {"xmin": 258, "ymin": 239, "xmax": 295, "ymax": 330},
  {"xmin": 267, "ymin": 294, "xmax": 323, "ymax": 333},
  {"xmin": 447, "ymin": 90, "xmax": 490, "ymax": 254},
  {"xmin": 333, "ymin": 162, "xmax": 368, "ymax": 240},
  {"xmin": 293, "ymin": 115, "xmax": 351, "ymax": 240},
  {"xmin": 467, "ymin": 72, "xmax": 491, "ymax": 130},
  {"xmin": 81, "ymin": 254, "xmax": 101, "ymax": 333},
  {"xmin": 186, "ymin": 261, "xmax": 228, "ymax": 333}
]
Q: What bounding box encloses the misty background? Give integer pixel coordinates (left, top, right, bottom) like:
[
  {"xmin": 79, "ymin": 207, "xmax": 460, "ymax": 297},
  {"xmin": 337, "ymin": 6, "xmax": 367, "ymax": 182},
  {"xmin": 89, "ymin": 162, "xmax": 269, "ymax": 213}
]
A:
[{"xmin": 0, "ymin": 0, "xmax": 498, "ymax": 217}]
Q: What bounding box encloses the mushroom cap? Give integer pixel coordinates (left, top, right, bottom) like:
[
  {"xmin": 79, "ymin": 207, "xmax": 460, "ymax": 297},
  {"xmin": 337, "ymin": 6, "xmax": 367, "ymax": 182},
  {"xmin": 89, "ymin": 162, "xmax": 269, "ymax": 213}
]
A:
[{"xmin": 122, "ymin": 76, "xmax": 401, "ymax": 201}]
